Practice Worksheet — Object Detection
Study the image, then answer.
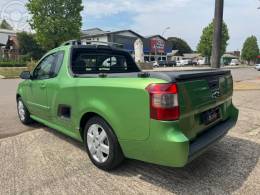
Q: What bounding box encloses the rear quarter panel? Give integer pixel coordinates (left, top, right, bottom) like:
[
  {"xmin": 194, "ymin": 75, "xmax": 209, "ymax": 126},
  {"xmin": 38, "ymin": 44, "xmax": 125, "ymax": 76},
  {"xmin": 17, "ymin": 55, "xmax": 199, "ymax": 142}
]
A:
[{"xmin": 54, "ymin": 77, "xmax": 166, "ymax": 141}]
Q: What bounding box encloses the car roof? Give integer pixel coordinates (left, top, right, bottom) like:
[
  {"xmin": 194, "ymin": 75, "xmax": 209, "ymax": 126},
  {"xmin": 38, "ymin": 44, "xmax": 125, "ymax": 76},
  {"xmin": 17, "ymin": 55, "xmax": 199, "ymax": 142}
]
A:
[
  {"xmin": 39, "ymin": 44, "xmax": 130, "ymax": 63},
  {"xmin": 71, "ymin": 45, "xmax": 128, "ymax": 53}
]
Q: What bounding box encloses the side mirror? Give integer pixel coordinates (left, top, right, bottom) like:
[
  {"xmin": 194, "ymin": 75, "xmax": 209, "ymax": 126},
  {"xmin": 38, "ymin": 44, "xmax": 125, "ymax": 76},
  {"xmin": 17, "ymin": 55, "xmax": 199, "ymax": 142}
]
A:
[{"xmin": 20, "ymin": 71, "xmax": 31, "ymax": 80}]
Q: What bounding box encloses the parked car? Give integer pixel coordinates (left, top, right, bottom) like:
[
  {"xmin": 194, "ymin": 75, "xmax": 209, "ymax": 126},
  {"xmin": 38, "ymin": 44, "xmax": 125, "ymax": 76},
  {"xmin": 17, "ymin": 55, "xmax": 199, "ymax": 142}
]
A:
[
  {"xmin": 198, "ymin": 59, "xmax": 206, "ymax": 65},
  {"xmin": 177, "ymin": 60, "xmax": 189, "ymax": 66},
  {"xmin": 166, "ymin": 60, "xmax": 177, "ymax": 67},
  {"xmin": 256, "ymin": 64, "xmax": 260, "ymax": 71},
  {"xmin": 176, "ymin": 61, "xmax": 182, "ymax": 66},
  {"xmin": 158, "ymin": 60, "xmax": 166, "ymax": 66},
  {"xmin": 191, "ymin": 60, "xmax": 198, "ymax": 66},
  {"xmin": 17, "ymin": 42, "xmax": 238, "ymax": 171},
  {"xmin": 230, "ymin": 59, "xmax": 240, "ymax": 66},
  {"xmin": 152, "ymin": 61, "xmax": 159, "ymax": 67},
  {"xmin": 158, "ymin": 60, "xmax": 176, "ymax": 67}
]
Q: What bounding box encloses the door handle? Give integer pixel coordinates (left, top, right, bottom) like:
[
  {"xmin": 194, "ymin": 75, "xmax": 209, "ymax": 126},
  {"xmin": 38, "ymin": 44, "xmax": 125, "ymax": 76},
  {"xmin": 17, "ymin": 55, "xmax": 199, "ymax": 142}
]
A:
[{"xmin": 40, "ymin": 83, "xmax": 46, "ymax": 89}]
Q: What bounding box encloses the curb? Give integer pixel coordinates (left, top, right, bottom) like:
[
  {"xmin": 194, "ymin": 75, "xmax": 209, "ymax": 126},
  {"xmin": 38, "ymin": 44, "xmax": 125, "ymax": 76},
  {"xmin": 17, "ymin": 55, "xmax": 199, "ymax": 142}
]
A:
[
  {"xmin": 234, "ymin": 80, "xmax": 260, "ymax": 91},
  {"xmin": 2, "ymin": 76, "xmax": 20, "ymax": 79},
  {"xmin": 222, "ymin": 66, "xmax": 254, "ymax": 70}
]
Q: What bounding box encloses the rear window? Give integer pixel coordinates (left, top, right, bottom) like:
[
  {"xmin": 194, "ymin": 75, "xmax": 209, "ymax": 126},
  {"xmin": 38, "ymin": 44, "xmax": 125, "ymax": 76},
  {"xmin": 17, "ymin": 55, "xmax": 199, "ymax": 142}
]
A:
[{"xmin": 71, "ymin": 48, "xmax": 139, "ymax": 74}]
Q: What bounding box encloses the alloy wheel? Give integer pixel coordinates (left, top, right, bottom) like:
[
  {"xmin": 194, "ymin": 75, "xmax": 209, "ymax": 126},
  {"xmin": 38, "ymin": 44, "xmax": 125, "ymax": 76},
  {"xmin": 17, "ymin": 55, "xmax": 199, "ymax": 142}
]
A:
[
  {"xmin": 87, "ymin": 124, "xmax": 110, "ymax": 163},
  {"xmin": 18, "ymin": 100, "xmax": 26, "ymax": 121}
]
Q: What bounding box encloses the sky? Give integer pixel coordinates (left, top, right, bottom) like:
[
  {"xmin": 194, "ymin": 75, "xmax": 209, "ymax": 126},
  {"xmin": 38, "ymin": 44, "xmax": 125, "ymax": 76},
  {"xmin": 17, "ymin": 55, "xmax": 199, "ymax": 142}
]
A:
[{"xmin": 0, "ymin": 0, "xmax": 260, "ymax": 51}]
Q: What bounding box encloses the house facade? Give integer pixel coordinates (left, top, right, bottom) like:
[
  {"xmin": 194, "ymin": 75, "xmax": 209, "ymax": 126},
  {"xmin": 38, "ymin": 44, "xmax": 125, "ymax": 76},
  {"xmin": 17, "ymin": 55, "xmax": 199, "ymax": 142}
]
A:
[
  {"xmin": 0, "ymin": 28, "xmax": 19, "ymax": 60},
  {"xmin": 81, "ymin": 28, "xmax": 172, "ymax": 62}
]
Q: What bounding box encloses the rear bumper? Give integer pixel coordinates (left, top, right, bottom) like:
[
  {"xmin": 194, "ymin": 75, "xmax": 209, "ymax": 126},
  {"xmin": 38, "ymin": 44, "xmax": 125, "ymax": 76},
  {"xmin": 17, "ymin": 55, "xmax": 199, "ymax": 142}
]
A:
[
  {"xmin": 120, "ymin": 105, "xmax": 238, "ymax": 168},
  {"xmin": 188, "ymin": 118, "xmax": 237, "ymax": 162}
]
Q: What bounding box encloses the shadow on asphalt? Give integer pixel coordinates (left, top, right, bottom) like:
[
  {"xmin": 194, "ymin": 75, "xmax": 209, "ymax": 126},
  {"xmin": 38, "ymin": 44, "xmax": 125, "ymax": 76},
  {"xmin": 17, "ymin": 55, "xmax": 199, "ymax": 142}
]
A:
[
  {"xmin": 44, "ymin": 127, "xmax": 260, "ymax": 194},
  {"xmin": 0, "ymin": 122, "xmax": 44, "ymax": 139}
]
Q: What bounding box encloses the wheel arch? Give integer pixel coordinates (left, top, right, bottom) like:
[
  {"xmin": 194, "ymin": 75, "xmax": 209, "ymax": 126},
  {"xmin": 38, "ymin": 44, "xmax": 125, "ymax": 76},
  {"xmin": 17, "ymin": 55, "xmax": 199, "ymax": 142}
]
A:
[
  {"xmin": 16, "ymin": 86, "xmax": 24, "ymax": 102},
  {"xmin": 79, "ymin": 112, "xmax": 117, "ymax": 142},
  {"xmin": 16, "ymin": 93, "xmax": 21, "ymax": 101}
]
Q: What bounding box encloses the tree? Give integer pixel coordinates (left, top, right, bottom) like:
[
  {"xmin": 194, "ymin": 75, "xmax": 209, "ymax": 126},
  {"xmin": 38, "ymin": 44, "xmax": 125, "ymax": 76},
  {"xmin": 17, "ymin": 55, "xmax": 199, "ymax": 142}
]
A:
[
  {"xmin": 168, "ymin": 37, "xmax": 192, "ymax": 55},
  {"xmin": 241, "ymin": 36, "xmax": 259, "ymax": 64},
  {"xmin": 197, "ymin": 21, "xmax": 229, "ymax": 63},
  {"xmin": 26, "ymin": 0, "xmax": 84, "ymax": 49},
  {"xmin": 0, "ymin": 19, "xmax": 13, "ymax": 30},
  {"xmin": 17, "ymin": 32, "xmax": 46, "ymax": 60}
]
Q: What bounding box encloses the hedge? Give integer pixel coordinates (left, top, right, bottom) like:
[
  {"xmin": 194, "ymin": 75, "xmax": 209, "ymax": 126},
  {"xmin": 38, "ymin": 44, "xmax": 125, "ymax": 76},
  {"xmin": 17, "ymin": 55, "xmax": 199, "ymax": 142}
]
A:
[
  {"xmin": 0, "ymin": 61, "xmax": 27, "ymax": 67},
  {"xmin": 27, "ymin": 61, "xmax": 37, "ymax": 71}
]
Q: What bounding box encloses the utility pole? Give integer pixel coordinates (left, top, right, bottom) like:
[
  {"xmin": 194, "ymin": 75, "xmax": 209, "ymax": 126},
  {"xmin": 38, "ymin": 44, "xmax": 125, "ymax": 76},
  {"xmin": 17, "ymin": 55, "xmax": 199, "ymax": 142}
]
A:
[{"xmin": 211, "ymin": 0, "xmax": 224, "ymax": 68}]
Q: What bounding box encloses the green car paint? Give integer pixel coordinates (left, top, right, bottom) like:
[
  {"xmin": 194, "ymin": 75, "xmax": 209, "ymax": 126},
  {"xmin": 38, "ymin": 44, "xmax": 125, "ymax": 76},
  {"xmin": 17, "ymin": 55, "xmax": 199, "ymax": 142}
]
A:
[{"xmin": 17, "ymin": 44, "xmax": 239, "ymax": 168}]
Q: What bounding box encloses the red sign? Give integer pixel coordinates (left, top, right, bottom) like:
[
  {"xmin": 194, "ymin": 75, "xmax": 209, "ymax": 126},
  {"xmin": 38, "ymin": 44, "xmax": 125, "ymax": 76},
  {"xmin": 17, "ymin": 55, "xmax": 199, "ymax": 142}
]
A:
[
  {"xmin": 150, "ymin": 37, "xmax": 165, "ymax": 53},
  {"xmin": 257, "ymin": 55, "xmax": 260, "ymax": 59}
]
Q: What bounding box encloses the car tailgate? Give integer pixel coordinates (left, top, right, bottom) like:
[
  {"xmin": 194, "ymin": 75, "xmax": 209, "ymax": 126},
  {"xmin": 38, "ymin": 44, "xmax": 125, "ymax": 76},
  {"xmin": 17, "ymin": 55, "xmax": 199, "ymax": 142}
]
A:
[{"xmin": 158, "ymin": 70, "xmax": 234, "ymax": 140}]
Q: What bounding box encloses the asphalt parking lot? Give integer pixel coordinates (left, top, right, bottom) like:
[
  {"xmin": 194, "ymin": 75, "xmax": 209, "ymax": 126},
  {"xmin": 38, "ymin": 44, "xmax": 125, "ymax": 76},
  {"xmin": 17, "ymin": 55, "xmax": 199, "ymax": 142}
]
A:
[{"xmin": 0, "ymin": 67, "xmax": 259, "ymax": 194}]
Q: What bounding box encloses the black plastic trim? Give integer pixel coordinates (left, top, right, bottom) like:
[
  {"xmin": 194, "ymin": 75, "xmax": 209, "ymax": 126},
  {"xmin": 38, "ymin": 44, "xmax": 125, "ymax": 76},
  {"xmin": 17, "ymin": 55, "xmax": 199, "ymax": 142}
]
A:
[
  {"xmin": 57, "ymin": 104, "xmax": 71, "ymax": 119},
  {"xmin": 188, "ymin": 118, "xmax": 236, "ymax": 160}
]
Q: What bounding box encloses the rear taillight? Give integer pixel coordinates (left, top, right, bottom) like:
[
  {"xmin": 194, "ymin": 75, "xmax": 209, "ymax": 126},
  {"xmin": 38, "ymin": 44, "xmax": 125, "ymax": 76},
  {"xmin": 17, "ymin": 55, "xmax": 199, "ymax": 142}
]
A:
[{"xmin": 146, "ymin": 83, "xmax": 180, "ymax": 121}]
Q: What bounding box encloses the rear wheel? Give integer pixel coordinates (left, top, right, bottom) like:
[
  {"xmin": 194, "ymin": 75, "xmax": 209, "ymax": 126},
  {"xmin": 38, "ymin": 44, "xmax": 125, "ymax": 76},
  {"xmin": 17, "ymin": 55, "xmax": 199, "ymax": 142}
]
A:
[
  {"xmin": 84, "ymin": 116, "xmax": 124, "ymax": 171},
  {"xmin": 17, "ymin": 97, "xmax": 33, "ymax": 125}
]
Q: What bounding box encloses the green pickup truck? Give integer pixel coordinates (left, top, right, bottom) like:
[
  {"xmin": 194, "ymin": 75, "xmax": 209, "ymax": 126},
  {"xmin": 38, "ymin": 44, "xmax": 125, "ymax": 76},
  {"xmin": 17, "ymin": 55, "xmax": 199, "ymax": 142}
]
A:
[{"xmin": 17, "ymin": 42, "xmax": 238, "ymax": 170}]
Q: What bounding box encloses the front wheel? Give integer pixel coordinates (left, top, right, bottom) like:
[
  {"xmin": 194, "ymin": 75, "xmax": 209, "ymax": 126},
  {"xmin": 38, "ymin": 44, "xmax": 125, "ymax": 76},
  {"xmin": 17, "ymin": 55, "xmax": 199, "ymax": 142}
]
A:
[
  {"xmin": 84, "ymin": 116, "xmax": 124, "ymax": 171},
  {"xmin": 17, "ymin": 97, "xmax": 33, "ymax": 125}
]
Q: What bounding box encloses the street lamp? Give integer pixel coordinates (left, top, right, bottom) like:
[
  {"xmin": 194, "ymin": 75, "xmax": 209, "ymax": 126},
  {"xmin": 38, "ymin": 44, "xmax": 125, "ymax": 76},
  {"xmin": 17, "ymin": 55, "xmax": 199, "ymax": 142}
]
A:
[
  {"xmin": 162, "ymin": 27, "xmax": 170, "ymax": 37},
  {"xmin": 160, "ymin": 27, "xmax": 170, "ymax": 62}
]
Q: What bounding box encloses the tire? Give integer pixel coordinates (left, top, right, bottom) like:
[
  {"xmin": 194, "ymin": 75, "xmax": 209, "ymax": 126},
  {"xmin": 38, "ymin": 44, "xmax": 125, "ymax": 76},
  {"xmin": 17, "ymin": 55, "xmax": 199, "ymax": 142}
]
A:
[
  {"xmin": 84, "ymin": 116, "xmax": 124, "ymax": 171},
  {"xmin": 17, "ymin": 97, "xmax": 33, "ymax": 125}
]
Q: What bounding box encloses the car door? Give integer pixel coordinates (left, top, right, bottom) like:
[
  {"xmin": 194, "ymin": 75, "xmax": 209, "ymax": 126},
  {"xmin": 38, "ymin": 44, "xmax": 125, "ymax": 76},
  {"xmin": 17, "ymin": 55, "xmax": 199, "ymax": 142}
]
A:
[
  {"xmin": 44, "ymin": 51, "xmax": 66, "ymax": 122},
  {"xmin": 26, "ymin": 53, "xmax": 57, "ymax": 119}
]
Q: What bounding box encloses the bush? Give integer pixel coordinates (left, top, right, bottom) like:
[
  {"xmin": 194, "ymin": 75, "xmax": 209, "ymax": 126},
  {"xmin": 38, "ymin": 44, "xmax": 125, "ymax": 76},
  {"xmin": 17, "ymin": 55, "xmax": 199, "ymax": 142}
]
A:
[
  {"xmin": 137, "ymin": 62, "xmax": 153, "ymax": 70},
  {"xmin": 0, "ymin": 61, "xmax": 26, "ymax": 67},
  {"xmin": 20, "ymin": 54, "xmax": 32, "ymax": 62},
  {"xmin": 17, "ymin": 32, "xmax": 46, "ymax": 60},
  {"xmin": 27, "ymin": 60, "xmax": 37, "ymax": 71}
]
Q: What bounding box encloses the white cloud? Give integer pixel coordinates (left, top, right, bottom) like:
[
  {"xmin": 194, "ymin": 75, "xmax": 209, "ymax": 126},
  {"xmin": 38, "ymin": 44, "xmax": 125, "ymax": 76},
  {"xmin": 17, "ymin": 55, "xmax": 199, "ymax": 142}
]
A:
[
  {"xmin": 83, "ymin": 0, "xmax": 190, "ymax": 18},
  {"xmin": 1, "ymin": 0, "xmax": 259, "ymax": 50},
  {"xmin": 84, "ymin": 0, "xmax": 260, "ymax": 50}
]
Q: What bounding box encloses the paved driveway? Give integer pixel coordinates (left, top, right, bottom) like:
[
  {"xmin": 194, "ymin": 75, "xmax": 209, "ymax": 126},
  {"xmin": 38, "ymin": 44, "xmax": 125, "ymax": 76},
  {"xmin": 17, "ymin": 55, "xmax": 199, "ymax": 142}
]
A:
[
  {"xmin": 0, "ymin": 67, "xmax": 259, "ymax": 194},
  {"xmin": 0, "ymin": 79, "xmax": 42, "ymax": 139},
  {"xmin": 0, "ymin": 127, "xmax": 259, "ymax": 194}
]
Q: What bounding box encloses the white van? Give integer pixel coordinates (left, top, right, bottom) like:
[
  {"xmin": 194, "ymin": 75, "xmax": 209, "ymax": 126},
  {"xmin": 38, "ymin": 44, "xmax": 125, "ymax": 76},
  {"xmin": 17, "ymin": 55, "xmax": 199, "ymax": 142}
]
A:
[
  {"xmin": 177, "ymin": 60, "xmax": 189, "ymax": 66},
  {"xmin": 230, "ymin": 59, "xmax": 240, "ymax": 66}
]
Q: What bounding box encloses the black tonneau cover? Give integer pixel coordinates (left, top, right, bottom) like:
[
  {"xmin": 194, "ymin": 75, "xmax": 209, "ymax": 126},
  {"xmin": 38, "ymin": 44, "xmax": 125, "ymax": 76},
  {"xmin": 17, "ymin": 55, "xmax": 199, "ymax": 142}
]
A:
[
  {"xmin": 75, "ymin": 69, "xmax": 231, "ymax": 83},
  {"xmin": 150, "ymin": 69, "xmax": 231, "ymax": 82}
]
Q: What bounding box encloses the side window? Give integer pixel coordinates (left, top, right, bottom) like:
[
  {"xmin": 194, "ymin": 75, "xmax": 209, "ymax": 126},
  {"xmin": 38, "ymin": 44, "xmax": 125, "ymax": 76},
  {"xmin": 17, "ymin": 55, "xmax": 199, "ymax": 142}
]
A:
[
  {"xmin": 33, "ymin": 51, "xmax": 64, "ymax": 80},
  {"xmin": 51, "ymin": 51, "xmax": 64, "ymax": 76},
  {"xmin": 33, "ymin": 54, "xmax": 56, "ymax": 80}
]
